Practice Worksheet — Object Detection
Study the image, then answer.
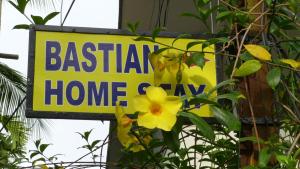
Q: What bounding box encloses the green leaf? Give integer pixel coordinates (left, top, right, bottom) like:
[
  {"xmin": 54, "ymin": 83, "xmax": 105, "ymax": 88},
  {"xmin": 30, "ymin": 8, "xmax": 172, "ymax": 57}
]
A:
[
  {"xmin": 13, "ymin": 24, "xmax": 29, "ymax": 29},
  {"xmin": 127, "ymin": 22, "xmax": 139, "ymax": 33},
  {"xmin": 240, "ymin": 52, "xmax": 254, "ymax": 61},
  {"xmin": 234, "ymin": 60, "xmax": 262, "ymax": 77},
  {"xmin": 235, "ymin": 12, "xmax": 249, "ymax": 26},
  {"xmin": 162, "ymin": 130, "xmax": 180, "ymax": 152},
  {"xmin": 43, "ymin": 12, "xmax": 60, "ymax": 24},
  {"xmin": 35, "ymin": 139, "xmax": 41, "ymax": 149},
  {"xmin": 152, "ymin": 27, "xmax": 161, "ymax": 40},
  {"xmin": 216, "ymin": 11, "xmax": 232, "ymax": 21},
  {"xmin": 189, "ymin": 94, "xmax": 218, "ymax": 105},
  {"xmin": 187, "ymin": 52, "xmax": 205, "ymax": 69},
  {"xmin": 31, "ymin": 15, "xmax": 44, "ymax": 24},
  {"xmin": 134, "ymin": 36, "xmax": 154, "ymax": 42},
  {"xmin": 91, "ymin": 140, "xmax": 101, "ymax": 149},
  {"xmin": 83, "ymin": 130, "xmax": 92, "ymax": 141},
  {"xmin": 39, "ymin": 144, "xmax": 50, "ymax": 153},
  {"xmin": 210, "ymin": 106, "xmax": 241, "ymax": 131},
  {"xmin": 8, "ymin": 1, "xmax": 19, "ymax": 13},
  {"xmin": 30, "ymin": 151, "xmax": 39, "ymax": 159},
  {"xmin": 17, "ymin": 0, "xmax": 29, "ymax": 13},
  {"xmin": 179, "ymin": 112, "xmax": 215, "ymax": 140},
  {"xmin": 217, "ymin": 91, "xmax": 246, "ymax": 103},
  {"xmin": 186, "ymin": 41, "xmax": 203, "ymax": 50},
  {"xmin": 9, "ymin": 0, "xmax": 29, "ymax": 14},
  {"xmin": 207, "ymin": 79, "xmax": 237, "ymax": 96},
  {"xmin": 266, "ymin": 68, "xmax": 281, "ymax": 90},
  {"xmin": 154, "ymin": 47, "xmax": 169, "ymax": 54},
  {"xmin": 172, "ymin": 34, "xmax": 191, "ymax": 46},
  {"xmin": 259, "ymin": 148, "xmax": 271, "ymax": 167},
  {"xmin": 181, "ymin": 13, "xmax": 202, "ymax": 21}
]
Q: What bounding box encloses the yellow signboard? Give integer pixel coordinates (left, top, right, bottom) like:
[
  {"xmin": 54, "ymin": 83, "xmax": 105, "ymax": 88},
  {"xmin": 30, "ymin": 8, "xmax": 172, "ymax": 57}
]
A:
[{"xmin": 26, "ymin": 26, "xmax": 217, "ymax": 119}]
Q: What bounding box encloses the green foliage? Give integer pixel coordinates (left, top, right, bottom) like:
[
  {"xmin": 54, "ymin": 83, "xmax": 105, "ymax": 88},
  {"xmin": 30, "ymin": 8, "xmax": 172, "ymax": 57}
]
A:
[
  {"xmin": 6, "ymin": 0, "xmax": 300, "ymax": 168},
  {"xmin": 266, "ymin": 68, "xmax": 281, "ymax": 90},
  {"xmin": 234, "ymin": 60, "xmax": 262, "ymax": 77}
]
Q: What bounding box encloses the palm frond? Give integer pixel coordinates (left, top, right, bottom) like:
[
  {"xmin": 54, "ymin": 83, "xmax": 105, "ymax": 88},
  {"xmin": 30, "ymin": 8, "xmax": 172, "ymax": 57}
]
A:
[
  {"xmin": 0, "ymin": 115, "xmax": 28, "ymax": 149},
  {"xmin": 29, "ymin": 0, "xmax": 59, "ymax": 10},
  {"xmin": 0, "ymin": 62, "xmax": 51, "ymax": 138}
]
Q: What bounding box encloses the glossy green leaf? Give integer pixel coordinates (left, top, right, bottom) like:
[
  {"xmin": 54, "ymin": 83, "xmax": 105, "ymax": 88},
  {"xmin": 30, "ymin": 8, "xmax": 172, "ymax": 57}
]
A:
[
  {"xmin": 189, "ymin": 94, "xmax": 218, "ymax": 105},
  {"xmin": 234, "ymin": 60, "xmax": 262, "ymax": 77},
  {"xmin": 152, "ymin": 27, "xmax": 161, "ymax": 40},
  {"xmin": 91, "ymin": 140, "xmax": 101, "ymax": 149},
  {"xmin": 31, "ymin": 15, "xmax": 44, "ymax": 24},
  {"xmin": 35, "ymin": 139, "xmax": 41, "ymax": 149},
  {"xmin": 30, "ymin": 151, "xmax": 39, "ymax": 159},
  {"xmin": 127, "ymin": 22, "xmax": 139, "ymax": 33},
  {"xmin": 186, "ymin": 41, "xmax": 203, "ymax": 50},
  {"xmin": 258, "ymin": 148, "xmax": 271, "ymax": 167},
  {"xmin": 267, "ymin": 68, "xmax": 281, "ymax": 90},
  {"xmin": 179, "ymin": 112, "xmax": 215, "ymax": 140},
  {"xmin": 186, "ymin": 52, "xmax": 205, "ymax": 69},
  {"xmin": 39, "ymin": 144, "xmax": 50, "ymax": 153},
  {"xmin": 43, "ymin": 12, "xmax": 60, "ymax": 24},
  {"xmin": 8, "ymin": 0, "xmax": 29, "ymax": 14},
  {"xmin": 216, "ymin": 11, "xmax": 232, "ymax": 21},
  {"xmin": 17, "ymin": 0, "xmax": 29, "ymax": 13},
  {"xmin": 13, "ymin": 24, "xmax": 29, "ymax": 29},
  {"xmin": 210, "ymin": 106, "xmax": 241, "ymax": 131},
  {"xmin": 172, "ymin": 34, "xmax": 191, "ymax": 46},
  {"xmin": 181, "ymin": 13, "xmax": 202, "ymax": 20},
  {"xmin": 217, "ymin": 91, "xmax": 246, "ymax": 103},
  {"xmin": 134, "ymin": 36, "xmax": 154, "ymax": 42}
]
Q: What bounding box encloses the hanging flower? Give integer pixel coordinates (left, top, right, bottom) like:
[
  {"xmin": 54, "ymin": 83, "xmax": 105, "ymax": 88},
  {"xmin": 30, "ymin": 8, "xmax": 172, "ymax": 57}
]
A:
[
  {"xmin": 115, "ymin": 103, "xmax": 151, "ymax": 152},
  {"xmin": 133, "ymin": 86, "xmax": 182, "ymax": 131},
  {"xmin": 149, "ymin": 53, "xmax": 186, "ymax": 86}
]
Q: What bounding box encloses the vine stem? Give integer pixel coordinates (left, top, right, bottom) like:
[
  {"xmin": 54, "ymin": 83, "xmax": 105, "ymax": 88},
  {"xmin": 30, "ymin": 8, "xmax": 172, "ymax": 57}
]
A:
[
  {"xmin": 244, "ymin": 78, "xmax": 261, "ymax": 152},
  {"xmin": 131, "ymin": 130, "xmax": 163, "ymax": 169}
]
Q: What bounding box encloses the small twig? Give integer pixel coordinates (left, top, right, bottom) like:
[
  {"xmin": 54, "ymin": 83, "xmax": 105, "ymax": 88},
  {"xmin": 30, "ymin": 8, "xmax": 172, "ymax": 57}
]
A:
[
  {"xmin": 230, "ymin": 10, "xmax": 270, "ymax": 79},
  {"xmin": 131, "ymin": 130, "xmax": 163, "ymax": 169},
  {"xmin": 65, "ymin": 133, "xmax": 110, "ymax": 168},
  {"xmin": 0, "ymin": 96, "xmax": 26, "ymax": 133},
  {"xmin": 288, "ymin": 132, "xmax": 300, "ymax": 156}
]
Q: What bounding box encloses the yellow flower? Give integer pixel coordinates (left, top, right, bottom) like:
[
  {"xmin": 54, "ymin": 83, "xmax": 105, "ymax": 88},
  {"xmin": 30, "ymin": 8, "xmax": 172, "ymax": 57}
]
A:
[
  {"xmin": 149, "ymin": 53, "xmax": 185, "ymax": 85},
  {"xmin": 115, "ymin": 103, "xmax": 150, "ymax": 152},
  {"xmin": 133, "ymin": 86, "xmax": 182, "ymax": 131},
  {"xmin": 280, "ymin": 59, "xmax": 300, "ymax": 69}
]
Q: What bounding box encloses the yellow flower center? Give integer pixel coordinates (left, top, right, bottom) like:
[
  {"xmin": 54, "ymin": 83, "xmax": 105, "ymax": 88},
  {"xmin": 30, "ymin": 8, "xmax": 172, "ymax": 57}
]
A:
[{"xmin": 150, "ymin": 103, "xmax": 162, "ymax": 115}]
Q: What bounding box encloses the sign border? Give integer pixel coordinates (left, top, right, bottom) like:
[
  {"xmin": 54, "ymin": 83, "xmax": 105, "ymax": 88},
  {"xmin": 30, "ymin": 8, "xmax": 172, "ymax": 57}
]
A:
[{"xmin": 26, "ymin": 25, "xmax": 222, "ymax": 121}]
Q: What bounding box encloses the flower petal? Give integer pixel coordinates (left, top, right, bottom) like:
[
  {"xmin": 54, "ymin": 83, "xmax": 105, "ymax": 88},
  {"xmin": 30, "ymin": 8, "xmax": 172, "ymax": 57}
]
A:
[
  {"xmin": 137, "ymin": 112, "xmax": 157, "ymax": 129},
  {"xmin": 115, "ymin": 102, "xmax": 125, "ymax": 122},
  {"xmin": 156, "ymin": 111, "xmax": 177, "ymax": 131},
  {"xmin": 133, "ymin": 95, "xmax": 151, "ymax": 113},
  {"xmin": 163, "ymin": 96, "xmax": 182, "ymax": 115},
  {"xmin": 146, "ymin": 86, "xmax": 167, "ymax": 103}
]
